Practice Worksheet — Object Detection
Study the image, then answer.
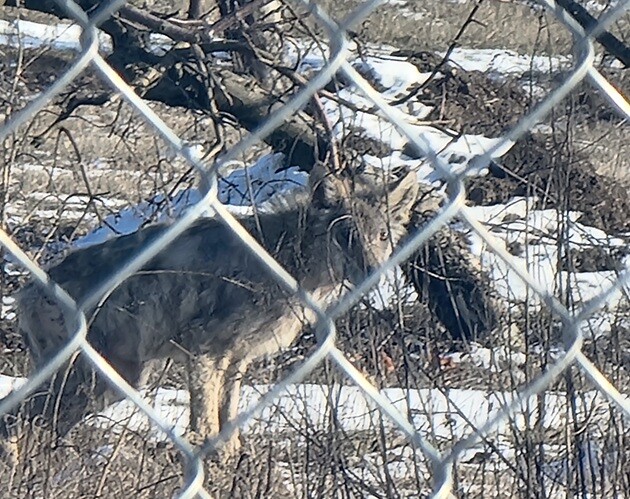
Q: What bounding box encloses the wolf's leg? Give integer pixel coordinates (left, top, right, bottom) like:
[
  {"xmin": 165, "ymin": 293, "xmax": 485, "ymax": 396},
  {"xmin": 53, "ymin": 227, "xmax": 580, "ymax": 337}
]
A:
[
  {"xmin": 187, "ymin": 354, "xmax": 228, "ymax": 444},
  {"xmin": 216, "ymin": 358, "xmax": 249, "ymax": 457}
]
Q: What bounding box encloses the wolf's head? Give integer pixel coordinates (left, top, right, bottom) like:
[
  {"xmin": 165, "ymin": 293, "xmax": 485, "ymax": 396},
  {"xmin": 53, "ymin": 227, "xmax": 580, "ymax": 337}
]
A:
[{"xmin": 308, "ymin": 164, "xmax": 419, "ymax": 285}]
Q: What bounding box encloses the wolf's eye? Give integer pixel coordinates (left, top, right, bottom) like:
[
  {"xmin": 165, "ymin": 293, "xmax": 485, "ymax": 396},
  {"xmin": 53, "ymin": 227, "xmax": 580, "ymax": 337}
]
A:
[{"xmin": 379, "ymin": 229, "xmax": 389, "ymax": 241}]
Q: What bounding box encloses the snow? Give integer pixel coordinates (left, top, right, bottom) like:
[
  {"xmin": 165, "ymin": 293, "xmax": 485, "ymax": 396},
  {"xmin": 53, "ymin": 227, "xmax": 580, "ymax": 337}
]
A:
[
  {"xmin": 0, "ymin": 371, "xmax": 620, "ymax": 468},
  {"xmin": 73, "ymin": 153, "xmax": 307, "ymax": 249},
  {"xmin": 318, "ymin": 56, "xmax": 516, "ymax": 179},
  {"xmin": 0, "ymin": 16, "xmax": 627, "ymax": 493},
  {"xmin": 0, "ymin": 375, "xmax": 25, "ymax": 397},
  {"xmin": 0, "ymin": 19, "xmax": 113, "ymax": 53},
  {"xmin": 353, "ymin": 57, "xmax": 432, "ymax": 97},
  {"xmin": 465, "ymin": 202, "xmax": 629, "ymax": 313},
  {"xmin": 1, "ymin": 19, "xmax": 626, "ymax": 340},
  {"xmin": 0, "ymin": 377, "xmax": 583, "ymax": 446},
  {"xmin": 0, "ymin": 19, "xmax": 174, "ymax": 55},
  {"xmin": 444, "ymin": 48, "xmax": 570, "ymax": 78},
  {"xmin": 1, "ymin": 296, "xmax": 16, "ymax": 322},
  {"xmin": 73, "ymin": 382, "xmax": 621, "ymax": 470}
]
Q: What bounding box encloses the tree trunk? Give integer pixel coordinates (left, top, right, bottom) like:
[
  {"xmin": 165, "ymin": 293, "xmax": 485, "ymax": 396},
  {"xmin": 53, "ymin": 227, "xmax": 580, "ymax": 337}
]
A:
[{"xmin": 6, "ymin": 0, "xmax": 325, "ymax": 169}]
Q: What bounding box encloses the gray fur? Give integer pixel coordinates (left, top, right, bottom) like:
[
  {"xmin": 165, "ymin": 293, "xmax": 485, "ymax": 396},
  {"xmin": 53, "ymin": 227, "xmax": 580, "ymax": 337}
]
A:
[{"xmin": 5, "ymin": 164, "xmax": 419, "ymax": 456}]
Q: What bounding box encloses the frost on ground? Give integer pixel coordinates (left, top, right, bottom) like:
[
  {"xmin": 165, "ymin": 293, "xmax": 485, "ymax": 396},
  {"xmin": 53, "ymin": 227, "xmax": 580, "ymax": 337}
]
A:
[{"xmin": 0, "ymin": 16, "xmax": 628, "ymax": 498}]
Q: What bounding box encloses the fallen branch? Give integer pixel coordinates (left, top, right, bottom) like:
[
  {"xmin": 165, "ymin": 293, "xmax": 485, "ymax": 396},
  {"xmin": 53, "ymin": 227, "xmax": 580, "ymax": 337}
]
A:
[{"xmin": 556, "ymin": 0, "xmax": 630, "ymax": 67}]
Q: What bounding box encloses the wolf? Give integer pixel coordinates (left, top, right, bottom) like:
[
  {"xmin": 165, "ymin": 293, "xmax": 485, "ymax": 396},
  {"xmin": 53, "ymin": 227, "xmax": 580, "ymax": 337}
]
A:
[{"xmin": 2, "ymin": 163, "xmax": 419, "ymax": 458}]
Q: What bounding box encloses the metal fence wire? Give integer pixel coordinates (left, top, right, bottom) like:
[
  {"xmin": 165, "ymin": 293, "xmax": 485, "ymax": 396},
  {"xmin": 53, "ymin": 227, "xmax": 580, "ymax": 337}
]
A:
[{"xmin": 0, "ymin": 0, "xmax": 629, "ymax": 497}]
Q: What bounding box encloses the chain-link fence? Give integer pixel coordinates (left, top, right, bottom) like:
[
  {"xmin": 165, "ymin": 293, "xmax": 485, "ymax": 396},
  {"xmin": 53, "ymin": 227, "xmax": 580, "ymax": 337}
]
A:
[{"xmin": 0, "ymin": 0, "xmax": 629, "ymax": 497}]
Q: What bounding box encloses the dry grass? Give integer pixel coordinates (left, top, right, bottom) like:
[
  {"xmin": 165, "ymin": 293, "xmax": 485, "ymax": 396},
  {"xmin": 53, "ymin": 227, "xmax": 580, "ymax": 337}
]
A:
[
  {"xmin": 322, "ymin": 0, "xmax": 629, "ymax": 60},
  {"xmin": 324, "ymin": 0, "xmax": 577, "ymax": 55},
  {"xmin": 0, "ymin": 1, "xmax": 628, "ymax": 497}
]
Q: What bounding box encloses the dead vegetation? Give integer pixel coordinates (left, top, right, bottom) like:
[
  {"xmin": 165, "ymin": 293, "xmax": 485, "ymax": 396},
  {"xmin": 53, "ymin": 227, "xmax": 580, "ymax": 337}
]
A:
[{"xmin": 0, "ymin": 0, "xmax": 628, "ymax": 497}]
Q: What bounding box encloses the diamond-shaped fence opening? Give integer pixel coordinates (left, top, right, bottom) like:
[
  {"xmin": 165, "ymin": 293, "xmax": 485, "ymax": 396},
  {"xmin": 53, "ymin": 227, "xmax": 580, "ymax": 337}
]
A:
[{"xmin": 0, "ymin": 0, "xmax": 628, "ymax": 497}]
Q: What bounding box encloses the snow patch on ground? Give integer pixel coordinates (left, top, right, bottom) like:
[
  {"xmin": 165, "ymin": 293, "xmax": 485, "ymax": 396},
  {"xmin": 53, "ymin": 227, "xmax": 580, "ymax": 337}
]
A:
[
  {"xmin": 0, "ymin": 19, "xmax": 173, "ymax": 55},
  {"xmin": 464, "ymin": 199, "xmax": 629, "ymax": 317},
  {"xmin": 72, "ymin": 153, "xmax": 307, "ymax": 249},
  {"xmin": 81, "ymin": 383, "xmax": 617, "ymax": 456},
  {"xmin": 445, "ymin": 48, "xmax": 570, "ymax": 78},
  {"xmin": 0, "ymin": 19, "xmax": 627, "ymax": 495},
  {"xmin": 0, "ymin": 19, "xmax": 113, "ymax": 53}
]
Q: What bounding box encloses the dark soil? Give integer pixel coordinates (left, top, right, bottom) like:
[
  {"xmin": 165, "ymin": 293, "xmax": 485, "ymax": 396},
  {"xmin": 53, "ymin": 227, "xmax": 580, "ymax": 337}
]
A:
[
  {"xmin": 412, "ymin": 63, "xmax": 530, "ymax": 136},
  {"xmin": 378, "ymin": 56, "xmax": 630, "ymax": 236},
  {"xmin": 1, "ymin": 7, "xmax": 628, "ymax": 498},
  {"xmin": 467, "ymin": 134, "xmax": 630, "ymax": 234}
]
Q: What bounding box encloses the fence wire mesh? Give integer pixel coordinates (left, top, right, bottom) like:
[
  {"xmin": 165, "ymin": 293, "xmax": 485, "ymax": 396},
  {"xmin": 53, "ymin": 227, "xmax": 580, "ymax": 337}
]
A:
[{"xmin": 0, "ymin": 0, "xmax": 629, "ymax": 497}]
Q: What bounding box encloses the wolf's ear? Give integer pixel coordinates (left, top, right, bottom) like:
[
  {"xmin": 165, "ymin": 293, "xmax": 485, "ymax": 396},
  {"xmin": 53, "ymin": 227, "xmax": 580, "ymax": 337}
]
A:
[
  {"xmin": 387, "ymin": 171, "xmax": 419, "ymax": 224},
  {"xmin": 309, "ymin": 162, "xmax": 347, "ymax": 208}
]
